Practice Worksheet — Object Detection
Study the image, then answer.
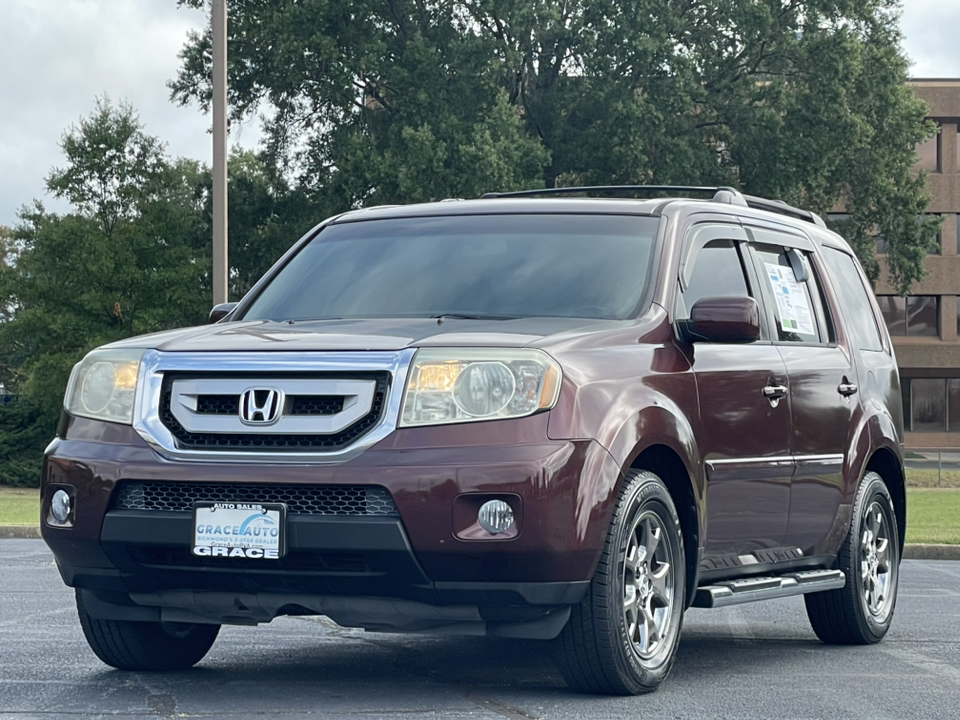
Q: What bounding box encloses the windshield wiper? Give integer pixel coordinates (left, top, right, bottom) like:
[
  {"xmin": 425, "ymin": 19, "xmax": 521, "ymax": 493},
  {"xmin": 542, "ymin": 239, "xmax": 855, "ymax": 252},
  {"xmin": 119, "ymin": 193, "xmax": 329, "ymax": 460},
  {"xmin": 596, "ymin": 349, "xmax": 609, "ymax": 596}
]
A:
[{"xmin": 429, "ymin": 313, "xmax": 519, "ymax": 324}]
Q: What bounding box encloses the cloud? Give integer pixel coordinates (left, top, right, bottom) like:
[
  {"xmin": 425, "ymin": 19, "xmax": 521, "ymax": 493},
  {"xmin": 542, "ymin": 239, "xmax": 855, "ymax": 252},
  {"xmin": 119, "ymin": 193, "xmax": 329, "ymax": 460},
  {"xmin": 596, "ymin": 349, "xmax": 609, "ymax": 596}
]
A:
[
  {"xmin": 900, "ymin": 0, "xmax": 960, "ymax": 78},
  {"xmin": 0, "ymin": 0, "xmax": 259, "ymax": 228}
]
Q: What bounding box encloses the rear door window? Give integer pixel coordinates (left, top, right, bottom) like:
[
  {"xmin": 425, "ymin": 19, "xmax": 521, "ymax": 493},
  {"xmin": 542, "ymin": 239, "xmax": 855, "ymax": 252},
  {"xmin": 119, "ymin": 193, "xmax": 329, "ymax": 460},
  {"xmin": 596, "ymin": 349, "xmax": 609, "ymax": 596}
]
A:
[{"xmin": 748, "ymin": 243, "xmax": 832, "ymax": 345}]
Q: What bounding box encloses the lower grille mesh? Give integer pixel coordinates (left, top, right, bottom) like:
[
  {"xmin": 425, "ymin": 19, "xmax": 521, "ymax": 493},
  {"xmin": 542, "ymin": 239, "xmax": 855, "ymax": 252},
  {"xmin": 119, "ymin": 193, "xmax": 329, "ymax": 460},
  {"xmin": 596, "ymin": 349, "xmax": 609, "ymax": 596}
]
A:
[{"xmin": 114, "ymin": 481, "xmax": 398, "ymax": 516}]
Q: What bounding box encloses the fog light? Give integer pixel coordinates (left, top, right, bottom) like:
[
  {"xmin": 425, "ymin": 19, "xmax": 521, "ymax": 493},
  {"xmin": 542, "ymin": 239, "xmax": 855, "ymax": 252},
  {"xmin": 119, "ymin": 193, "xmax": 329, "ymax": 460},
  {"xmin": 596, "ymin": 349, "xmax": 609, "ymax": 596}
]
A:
[
  {"xmin": 51, "ymin": 489, "xmax": 72, "ymax": 524},
  {"xmin": 478, "ymin": 500, "xmax": 514, "ymax": 535}
]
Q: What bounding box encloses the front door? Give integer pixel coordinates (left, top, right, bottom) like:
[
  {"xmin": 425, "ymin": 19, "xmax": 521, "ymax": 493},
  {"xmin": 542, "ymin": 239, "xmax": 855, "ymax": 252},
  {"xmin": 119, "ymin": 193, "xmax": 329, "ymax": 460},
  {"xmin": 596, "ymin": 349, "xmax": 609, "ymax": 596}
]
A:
[{"xmin": 677, "ymin": 223, "xmax": 794, "ymax": 569}]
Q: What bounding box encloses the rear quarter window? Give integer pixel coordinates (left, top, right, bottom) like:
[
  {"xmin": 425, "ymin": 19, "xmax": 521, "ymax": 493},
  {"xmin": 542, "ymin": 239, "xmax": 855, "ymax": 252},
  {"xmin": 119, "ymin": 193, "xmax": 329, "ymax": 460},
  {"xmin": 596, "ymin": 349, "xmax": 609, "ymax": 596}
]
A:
[{"xmin": 820, "ymin": 246, "xmax": 884, "ymax": 352}]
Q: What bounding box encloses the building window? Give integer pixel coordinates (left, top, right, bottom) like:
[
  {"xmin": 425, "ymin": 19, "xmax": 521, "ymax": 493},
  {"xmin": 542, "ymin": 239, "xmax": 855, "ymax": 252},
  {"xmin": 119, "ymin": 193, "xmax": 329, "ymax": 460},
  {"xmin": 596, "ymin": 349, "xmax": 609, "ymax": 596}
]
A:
[
  {"xmin": 915, "ymin": 128, "xmax": 941, "ymax": 173},
  {"xmin": 950, "ymin": 381, "xmax": 960, "ymax": 432},
  {"xmin": 877, "ymin": 296, "xmax": 939, "ymax": 336},
  {"xmin": 902, "ymin": 378, "xmax": 960, "ymax": 433},
  {"xmin": 927, "ymin": 213, "xmax": 942, "ymax": 254},
  {"xmin": 909, "ymin": 296, "xmax": 940, "ymax": 335},
  {"xmin": 911, "ymin": 379, "xmax": 946, "ymax": 432},
  {"xmin": 955, "ymin": 124, "xmax": 960, "ymax": 173}
]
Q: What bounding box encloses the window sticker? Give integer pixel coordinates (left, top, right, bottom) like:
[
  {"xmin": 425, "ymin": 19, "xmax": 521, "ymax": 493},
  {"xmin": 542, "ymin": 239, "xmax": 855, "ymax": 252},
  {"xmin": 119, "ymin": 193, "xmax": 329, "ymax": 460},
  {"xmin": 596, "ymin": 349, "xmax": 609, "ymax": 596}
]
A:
[{"xmin": 765, "ymin": 262, "xmax": 815, "ymax": 335}]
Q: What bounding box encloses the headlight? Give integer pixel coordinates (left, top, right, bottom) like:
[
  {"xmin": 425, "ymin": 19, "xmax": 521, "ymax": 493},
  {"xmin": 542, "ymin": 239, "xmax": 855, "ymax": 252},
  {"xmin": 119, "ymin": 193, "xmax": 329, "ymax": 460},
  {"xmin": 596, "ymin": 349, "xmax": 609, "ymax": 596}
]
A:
[
  {"xmin": 400, "ymin": 348, "xmax": 561, "ymax": 427},
  {"xmin": 64, "ymin": 348, "xmax": 145, "ymax": 424}
]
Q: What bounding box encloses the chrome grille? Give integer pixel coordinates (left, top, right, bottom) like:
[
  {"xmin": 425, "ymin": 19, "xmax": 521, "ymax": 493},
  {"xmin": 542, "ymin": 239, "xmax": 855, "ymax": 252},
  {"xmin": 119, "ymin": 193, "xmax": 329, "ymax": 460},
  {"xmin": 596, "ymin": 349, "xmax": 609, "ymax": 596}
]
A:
[
  {"xmin": 114, "ymin": 481, "xmax": 398, "ymax": 516},
  {"xmin": 159, "ymin": 372, "xmax": 389, "ymax": 451}
]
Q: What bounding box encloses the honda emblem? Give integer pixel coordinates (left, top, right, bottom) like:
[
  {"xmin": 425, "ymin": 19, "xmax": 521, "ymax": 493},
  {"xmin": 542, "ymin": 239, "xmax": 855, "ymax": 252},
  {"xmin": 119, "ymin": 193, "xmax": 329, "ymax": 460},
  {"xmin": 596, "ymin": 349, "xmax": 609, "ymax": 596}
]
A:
[{"xmin": 239, "ymin": 388, "xmax": 283, "ymax": 425}]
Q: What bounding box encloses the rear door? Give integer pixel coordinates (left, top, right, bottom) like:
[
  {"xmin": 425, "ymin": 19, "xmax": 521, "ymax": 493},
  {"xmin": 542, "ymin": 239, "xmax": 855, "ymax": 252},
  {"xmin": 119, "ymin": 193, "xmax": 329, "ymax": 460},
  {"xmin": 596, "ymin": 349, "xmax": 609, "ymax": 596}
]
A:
[{"xmin": 743, "ymin": 226, "xmax": 860, "ymax": 559}]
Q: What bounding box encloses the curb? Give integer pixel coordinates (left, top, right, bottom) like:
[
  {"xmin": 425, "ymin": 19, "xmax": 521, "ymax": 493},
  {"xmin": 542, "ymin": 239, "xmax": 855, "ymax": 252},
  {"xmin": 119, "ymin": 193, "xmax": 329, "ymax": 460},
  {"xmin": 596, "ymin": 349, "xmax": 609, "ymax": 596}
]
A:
[
  {"xmin": 0, "ymin": 526, "xmax": 41, "ymax": 539},
  {"xmin": 1, "ymin": 525, "xmax": 958, "ymax": 558},
  {"xmin": 902, "ymin": 544, "xmax": 960, "ymax": 561}
]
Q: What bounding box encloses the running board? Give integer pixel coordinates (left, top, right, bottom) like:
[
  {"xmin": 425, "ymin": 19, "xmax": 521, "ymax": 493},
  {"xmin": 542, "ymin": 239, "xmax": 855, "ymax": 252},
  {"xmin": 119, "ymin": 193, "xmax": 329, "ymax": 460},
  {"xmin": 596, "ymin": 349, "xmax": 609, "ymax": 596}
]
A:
[{"xmin": 693, "ymin": 569, "xmax": 846, "ymax": 608}]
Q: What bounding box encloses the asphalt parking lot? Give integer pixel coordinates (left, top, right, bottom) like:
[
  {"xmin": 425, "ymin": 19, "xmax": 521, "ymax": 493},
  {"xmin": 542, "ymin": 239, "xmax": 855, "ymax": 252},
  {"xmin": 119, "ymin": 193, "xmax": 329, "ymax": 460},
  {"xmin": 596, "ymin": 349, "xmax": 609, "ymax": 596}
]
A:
[{"xmin": 2, "ymin": 539, "xmax": 959, "ymax": 720}]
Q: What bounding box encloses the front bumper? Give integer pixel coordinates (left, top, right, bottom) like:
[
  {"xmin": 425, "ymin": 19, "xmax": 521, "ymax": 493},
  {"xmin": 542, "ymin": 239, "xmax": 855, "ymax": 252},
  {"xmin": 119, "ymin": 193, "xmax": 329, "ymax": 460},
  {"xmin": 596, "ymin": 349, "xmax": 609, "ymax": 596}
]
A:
[{"xmin": 42, "ymin": 413, "xmax": 622, "ymax": 634}]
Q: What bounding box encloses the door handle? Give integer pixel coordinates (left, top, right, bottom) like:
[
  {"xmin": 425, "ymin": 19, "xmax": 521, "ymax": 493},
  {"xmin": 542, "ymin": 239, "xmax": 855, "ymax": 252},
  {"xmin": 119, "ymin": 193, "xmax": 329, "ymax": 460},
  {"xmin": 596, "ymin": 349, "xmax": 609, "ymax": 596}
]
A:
[
  {"xmin": 762, "ymin": 384, "xmax": 788, "ymax": 399},
  {"xmin": 838, "ymin": 378, "xmax": 858, "ymax": 397},
  {"xmin": 762, "ymin": 384, "xmax": 788, "ymax": 407}
]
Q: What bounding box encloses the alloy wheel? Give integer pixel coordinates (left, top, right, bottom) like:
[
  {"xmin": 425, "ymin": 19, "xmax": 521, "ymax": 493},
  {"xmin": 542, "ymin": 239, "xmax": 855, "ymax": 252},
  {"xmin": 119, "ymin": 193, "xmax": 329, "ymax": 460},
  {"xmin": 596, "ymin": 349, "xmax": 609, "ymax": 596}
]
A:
[
  {"xmin": 622, "ymin": 511, "xmax": 675, "ymax": 660},
  {"xmin": 860, "ymin": 500, "xmax": 894, "ymax": 622}
]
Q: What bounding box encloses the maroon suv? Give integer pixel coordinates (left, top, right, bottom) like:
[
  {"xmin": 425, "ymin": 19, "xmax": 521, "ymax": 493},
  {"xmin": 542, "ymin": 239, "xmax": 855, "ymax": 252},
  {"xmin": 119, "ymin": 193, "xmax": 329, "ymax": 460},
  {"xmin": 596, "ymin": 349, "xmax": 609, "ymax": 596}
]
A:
[{"xmin": 41, "ymin": 186, "xmax": 905, "ymax": 695}]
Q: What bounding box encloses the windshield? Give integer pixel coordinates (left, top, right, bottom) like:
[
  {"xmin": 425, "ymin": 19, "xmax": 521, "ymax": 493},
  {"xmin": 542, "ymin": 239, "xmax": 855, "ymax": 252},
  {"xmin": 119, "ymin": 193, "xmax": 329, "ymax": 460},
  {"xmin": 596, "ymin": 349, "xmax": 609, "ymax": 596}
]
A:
[{"xmin": 240, "ymin": 213, "xmax": 659, "ymax": 321}]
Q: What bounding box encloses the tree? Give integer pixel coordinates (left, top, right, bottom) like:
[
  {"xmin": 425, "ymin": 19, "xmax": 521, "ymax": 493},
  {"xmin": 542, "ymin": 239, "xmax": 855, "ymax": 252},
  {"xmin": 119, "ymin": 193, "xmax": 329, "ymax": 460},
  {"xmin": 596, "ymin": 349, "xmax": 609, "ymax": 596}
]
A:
[
  {"xmin": 172, "ymin": 0, "xmax": 936, "ymax": 292},
  {"xmin": 0, "ymin": 100, "xmax": 212, "ymax": 486},
  {"xmin": 0, "ymin": 226, "xmax": 14, "ymax": 269},
  {"xmin": 218, "ymin": 149, "xmax": 321, "ymax": 298}
]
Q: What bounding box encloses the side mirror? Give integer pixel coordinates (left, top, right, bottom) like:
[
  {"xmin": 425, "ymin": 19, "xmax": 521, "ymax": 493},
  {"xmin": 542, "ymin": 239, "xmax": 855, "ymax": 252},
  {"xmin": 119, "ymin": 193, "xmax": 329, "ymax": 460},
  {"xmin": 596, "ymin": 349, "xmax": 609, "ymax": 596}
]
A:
[
  {"xmin": 209, "ymin": 302, "xmax": 238, "ymax": 323},
  {"xmin": 684, "ymin": 296, "xmax": 760, "ymax": 344}
]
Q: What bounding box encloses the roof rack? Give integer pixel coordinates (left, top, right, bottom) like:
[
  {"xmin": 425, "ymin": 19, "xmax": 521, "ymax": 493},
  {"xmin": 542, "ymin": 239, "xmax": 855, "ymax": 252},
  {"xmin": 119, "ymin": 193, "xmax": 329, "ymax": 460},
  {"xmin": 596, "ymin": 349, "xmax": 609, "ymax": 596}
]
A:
[{"xmin": 480, "ymin": 185, "xmax": 826, "ymax": 228}]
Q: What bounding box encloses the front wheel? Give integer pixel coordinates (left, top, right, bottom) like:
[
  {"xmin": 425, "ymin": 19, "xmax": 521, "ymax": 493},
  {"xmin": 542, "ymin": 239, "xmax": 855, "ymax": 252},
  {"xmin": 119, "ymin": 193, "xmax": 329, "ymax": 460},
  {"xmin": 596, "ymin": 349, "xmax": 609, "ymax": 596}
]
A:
[
  {"xmin": 77, "ymin": 591, "xmax": 220, "ymax": 670},
  {"xmin": 805, "ymin": 471, "xmax": 900, "ymax": 644},
  {"xmin": 555, "ymin": 469, "xmax": 686, "ymax": 695}
]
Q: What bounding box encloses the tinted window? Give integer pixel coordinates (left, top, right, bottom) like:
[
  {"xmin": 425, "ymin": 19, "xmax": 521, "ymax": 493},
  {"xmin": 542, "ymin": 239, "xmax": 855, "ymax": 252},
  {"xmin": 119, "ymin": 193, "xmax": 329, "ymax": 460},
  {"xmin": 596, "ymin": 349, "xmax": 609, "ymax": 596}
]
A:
[
  {"xmin": 912, "ymin": 378, "xmax": 946, "ymax": 432},
  {"xmin": 907, "ymin": 296, "xmax": 939, "ymax": 336},
  {"xmin": 950, "ymin": 380, "xmax": 960, "ymax": 432},
  {"xmin": 915, "ymin": 130, "xmax": 940, "ymax": 172},
  {"xmin": 877, "ymin": 295, "xmax": 939, "ymax": 337},
  {"xmin": 242, "ymin": 214, "xmax": 659, "ymax": 321},
  {"xmin": 821, "ymin": 247, "xmax": 884, "ymax": 351},
  {"xmin": 677, "ymin": 239, "xmax": 749, "ymax": 320}
]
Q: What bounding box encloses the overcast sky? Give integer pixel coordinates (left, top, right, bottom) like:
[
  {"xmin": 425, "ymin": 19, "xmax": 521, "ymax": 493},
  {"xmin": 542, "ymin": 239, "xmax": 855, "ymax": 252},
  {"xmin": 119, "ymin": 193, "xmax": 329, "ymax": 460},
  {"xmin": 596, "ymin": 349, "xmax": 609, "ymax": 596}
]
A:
[{"xmin": 1, "ymin": 0, "xmax": 959, "ymax": 229}]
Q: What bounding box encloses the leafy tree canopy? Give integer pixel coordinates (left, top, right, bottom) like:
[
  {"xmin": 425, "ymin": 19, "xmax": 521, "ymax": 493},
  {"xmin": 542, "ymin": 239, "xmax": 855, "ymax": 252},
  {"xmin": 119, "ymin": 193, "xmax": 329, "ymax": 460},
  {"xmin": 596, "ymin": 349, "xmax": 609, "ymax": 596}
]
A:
[
  {"xmin": 0, "ymin": 100, "xmax": 213, "ymax": 485},
  {"xmin": 173, "ymin": 0, "xmax": 936, "ymax": 292},
  {"xmin": 0, "ymin": 226, "xmax": 14, "ymax": 269}
]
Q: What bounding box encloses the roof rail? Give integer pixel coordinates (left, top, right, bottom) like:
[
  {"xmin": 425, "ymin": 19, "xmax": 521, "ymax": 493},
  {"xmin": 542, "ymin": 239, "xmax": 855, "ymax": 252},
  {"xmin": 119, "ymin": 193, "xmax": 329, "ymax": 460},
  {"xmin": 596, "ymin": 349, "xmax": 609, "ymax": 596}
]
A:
[
  {"xmin": 481, "ymin": 185, "xmax": 739, "ymax": 200},
  {"xmin": 740, "ymin": 194, "xmax": 826, "ymax": 228},
  {"xmin": 480, "ymin": 185, "xmax": 826, "ymax": 228}
]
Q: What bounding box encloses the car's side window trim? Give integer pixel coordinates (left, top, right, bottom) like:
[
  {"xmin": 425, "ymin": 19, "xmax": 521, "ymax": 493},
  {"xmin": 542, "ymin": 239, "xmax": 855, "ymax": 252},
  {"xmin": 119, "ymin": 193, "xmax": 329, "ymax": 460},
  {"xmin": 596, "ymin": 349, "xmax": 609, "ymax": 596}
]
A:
[{"xmin": 744, "ymin": 224, "xmax": 816, "ymax": 252}]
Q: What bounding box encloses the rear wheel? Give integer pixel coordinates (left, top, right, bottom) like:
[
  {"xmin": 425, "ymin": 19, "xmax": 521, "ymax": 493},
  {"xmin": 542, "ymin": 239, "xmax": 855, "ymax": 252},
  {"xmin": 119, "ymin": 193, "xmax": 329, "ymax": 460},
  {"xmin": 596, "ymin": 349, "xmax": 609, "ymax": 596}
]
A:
[
  {"xmin": 76, "ymin": 590, "xmax": 220, "ymax": 670},
  {"xmin": 805, "ymin": 471, "xmax": 900, "ymax": 644},
  {"xmin": 555, "ymin": 469, "xmax": 686, "ymax": 695}
]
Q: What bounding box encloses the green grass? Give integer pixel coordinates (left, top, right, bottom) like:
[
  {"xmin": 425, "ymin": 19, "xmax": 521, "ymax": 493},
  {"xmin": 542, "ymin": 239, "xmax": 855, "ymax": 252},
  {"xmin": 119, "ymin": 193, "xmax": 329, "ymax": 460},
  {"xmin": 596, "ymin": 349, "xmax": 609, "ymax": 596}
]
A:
[
  {"xmin": 905, "ymin": 488, "xmax": 960, "ymax": 545},
  {"xmin": 905, "ymin": 467, "xmax": 960, "ymax": 488},
  {"xmin": 1, "ymin": 485, "xmax": 957, "ymax": 544},
  {"xmin": 0, "ymin": 487, "xmax": 40, "ymax": 525}
]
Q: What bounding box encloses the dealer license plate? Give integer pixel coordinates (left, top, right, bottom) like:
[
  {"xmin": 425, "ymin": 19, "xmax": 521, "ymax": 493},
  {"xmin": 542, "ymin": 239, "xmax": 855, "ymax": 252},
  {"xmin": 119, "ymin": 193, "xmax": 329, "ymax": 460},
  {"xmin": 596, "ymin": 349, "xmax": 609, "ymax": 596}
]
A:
[{"xmin": 192, "ymin": 502, "xmax": 286, "ymax": 559}]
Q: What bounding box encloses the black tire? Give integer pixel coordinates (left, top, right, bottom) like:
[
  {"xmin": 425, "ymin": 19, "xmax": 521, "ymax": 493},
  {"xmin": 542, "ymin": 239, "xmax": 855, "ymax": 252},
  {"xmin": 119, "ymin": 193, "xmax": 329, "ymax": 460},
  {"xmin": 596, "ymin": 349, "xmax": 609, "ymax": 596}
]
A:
[
  {"xmin": 555, "ymin": 469, "xmax": 686, "ymax": 695},
  {"xmin": 805, "ymin": 471, "xmax": 900, "ymax": 644},
  {"xmin": 76, "ymin": 590, "xmax": 220, "ymax": 670}
]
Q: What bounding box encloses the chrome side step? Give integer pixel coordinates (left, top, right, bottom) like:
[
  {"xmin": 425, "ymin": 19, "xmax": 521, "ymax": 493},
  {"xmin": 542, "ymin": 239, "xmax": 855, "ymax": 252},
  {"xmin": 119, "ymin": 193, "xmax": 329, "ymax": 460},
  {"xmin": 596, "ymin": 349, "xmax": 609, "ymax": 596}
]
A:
[{"xmin": 693, "ymin": 569, "xmax": 846, "ymax": 608}]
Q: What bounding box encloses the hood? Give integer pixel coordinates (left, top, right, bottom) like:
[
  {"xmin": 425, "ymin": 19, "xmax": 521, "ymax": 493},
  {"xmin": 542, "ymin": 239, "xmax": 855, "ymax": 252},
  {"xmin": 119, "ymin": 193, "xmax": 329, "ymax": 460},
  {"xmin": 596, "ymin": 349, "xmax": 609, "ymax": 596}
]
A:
[{"xmin": 102, "ymin": 317, "xmax": 628, "ymax": 353}]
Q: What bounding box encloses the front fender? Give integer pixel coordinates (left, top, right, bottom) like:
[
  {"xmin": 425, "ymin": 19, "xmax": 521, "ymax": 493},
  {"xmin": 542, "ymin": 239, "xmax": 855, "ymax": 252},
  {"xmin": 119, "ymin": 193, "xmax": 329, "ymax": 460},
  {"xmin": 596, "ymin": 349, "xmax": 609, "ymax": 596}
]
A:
[{"xmin": 547, "ymin": 342, "xmax": 703, "ymax": 549}]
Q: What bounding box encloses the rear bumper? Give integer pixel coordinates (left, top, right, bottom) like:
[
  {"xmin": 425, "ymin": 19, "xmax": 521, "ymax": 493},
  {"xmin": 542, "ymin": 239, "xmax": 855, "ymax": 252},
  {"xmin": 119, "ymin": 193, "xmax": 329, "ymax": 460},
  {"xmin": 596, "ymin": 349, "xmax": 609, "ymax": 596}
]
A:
[{"xmin": 42, "ymin": 413, "xmax": 621, "ymax": 632}]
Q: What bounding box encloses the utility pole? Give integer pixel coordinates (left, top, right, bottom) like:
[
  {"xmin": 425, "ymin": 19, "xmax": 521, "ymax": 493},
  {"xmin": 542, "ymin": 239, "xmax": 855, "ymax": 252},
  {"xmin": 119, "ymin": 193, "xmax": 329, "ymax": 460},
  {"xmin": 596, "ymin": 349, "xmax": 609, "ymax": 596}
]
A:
[{"xmin": 212, "ymin": 0, "xmax": 228, "ymax": 305}]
